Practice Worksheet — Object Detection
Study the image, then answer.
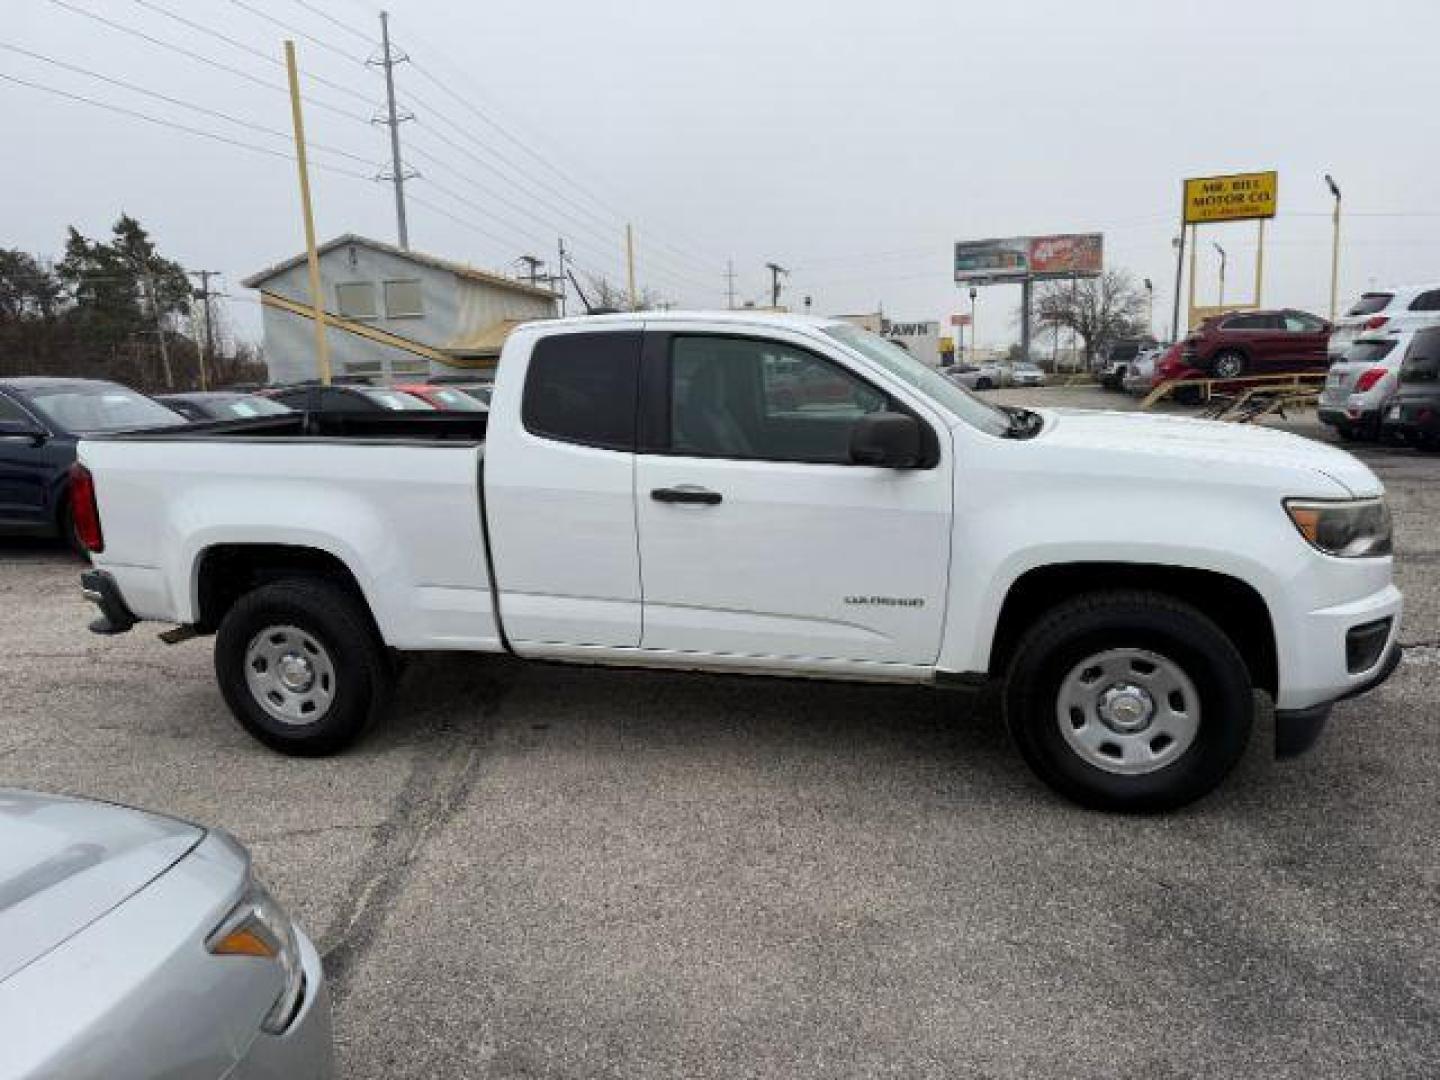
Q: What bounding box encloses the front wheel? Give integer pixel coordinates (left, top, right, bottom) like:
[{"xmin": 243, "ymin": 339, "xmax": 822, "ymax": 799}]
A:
[
  {"xmin": 974, "ymin": 377, "xmax": 993, "ymax": 391},
  {"xmin": 1210, "ymin": 350, "xmax": 1247, "ymax": 379},
  {"xmin": 1003, "ymin": 590, "xmax": 1253, "ymax": 812},
  {"xmin": 215, "ymin": 578, "xmax": 394, "ymax": 756}
]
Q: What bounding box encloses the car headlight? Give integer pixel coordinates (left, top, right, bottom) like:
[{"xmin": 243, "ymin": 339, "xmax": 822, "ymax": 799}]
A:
[
  {"xmin": 207, "ymin": 878, "xmax": 304, "ymax": 1034},
  {"xmin": 1284, "ymin": 497, "xmax": 1392, "ymax": 558}
]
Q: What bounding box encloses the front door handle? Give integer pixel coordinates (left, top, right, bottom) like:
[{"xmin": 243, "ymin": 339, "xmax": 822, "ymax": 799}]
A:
[{"xmin": 651, "ymin": 485, "xmax": 722, "ymax": 505}]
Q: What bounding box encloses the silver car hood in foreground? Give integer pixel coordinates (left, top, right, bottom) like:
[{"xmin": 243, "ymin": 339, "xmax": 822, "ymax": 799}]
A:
[{"xmin": 0, "ymin": 789, "xmax": 203, "ymax": 982}]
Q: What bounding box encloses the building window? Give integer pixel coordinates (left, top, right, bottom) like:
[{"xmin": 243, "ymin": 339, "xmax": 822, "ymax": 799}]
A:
[
  {"xmin": 384, "ymin": 279, "xmax": 424, "ymax": 318},
  {"xmin": 336, "ymin": 281, "xmax": 378, "ymax": 319}
]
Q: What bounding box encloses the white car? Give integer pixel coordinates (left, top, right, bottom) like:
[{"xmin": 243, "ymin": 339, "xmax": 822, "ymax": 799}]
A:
[
  {"xmin": 1329, "ymin": 283, "xmax": 1440, "ymax": 360},
  {"xmin": 74, "ymin": 311, "xmax": 1401, "ymax": 812},
  {"xmin": 1319, "ymin": 329, "xmax": 1418, "ymax": 440},
  {"xmin": 1006, "ymin": 362, "xmax": 1047, "ymax": 387},
  {"xmin": 944, "ymin": 363, "xmax": 1002, "ymax": 390},
  {"xmin": 1122, "ymin": 347, "xmax": 1162, "ymax": 395}
]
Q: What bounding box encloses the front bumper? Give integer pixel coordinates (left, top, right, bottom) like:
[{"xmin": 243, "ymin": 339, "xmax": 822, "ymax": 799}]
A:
[
  {"xmin": 1275, "ymin": 642, "xmax": 1403, "ymax": 758},
  {"xmin": 227, "ymin": 930, "xmax": 334, "ymax": 1080}
]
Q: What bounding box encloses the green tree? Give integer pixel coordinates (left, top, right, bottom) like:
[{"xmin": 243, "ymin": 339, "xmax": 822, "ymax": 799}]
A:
[
  {"xmin": 0, "ymin": 250, "xmax": 62, "ymax": 322},
  {"xmin": 56, "ymin": 213, "xmax": 190, "ymax": 349}
]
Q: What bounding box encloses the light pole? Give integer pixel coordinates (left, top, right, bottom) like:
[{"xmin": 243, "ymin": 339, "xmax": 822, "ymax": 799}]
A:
[
  {"xmin": 968, "ymin": 286, "xmax": 978, "ymax": 363},
  {"xmin": 1325, "ymin": 173, "xmax": 1342, "ymax": 321},
  {"xmin": 1143, "ymin": 277, "xmax": 1154, "ymax": 338},
  {"xmin": 1212, "ymin": 242, "xmax": 1227, "ymax": 307}
]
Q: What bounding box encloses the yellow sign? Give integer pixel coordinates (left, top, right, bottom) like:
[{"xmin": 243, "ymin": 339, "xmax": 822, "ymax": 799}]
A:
[{"xmin": 1183, "ymin": 171, "xmax": 1278, "ymax": 224}]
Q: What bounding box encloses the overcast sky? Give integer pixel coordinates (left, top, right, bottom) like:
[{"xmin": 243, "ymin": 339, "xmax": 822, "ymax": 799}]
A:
[{"xmin": 8, "ymin": 0, "xmax": 1440, "ymax": 346}]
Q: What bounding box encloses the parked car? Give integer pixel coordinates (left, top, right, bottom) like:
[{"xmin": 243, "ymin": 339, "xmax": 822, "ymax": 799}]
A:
[
  {"xmin": 1330, "ymin": 283, "xmax": 1440, "ymax": 360},
  {"xmin": 75, "ymin": 312, "xmax": 1401, "ymax": 811},
  {"xmin": 265, "ymin": 384, "xmax": 437, "ymax": 412},
  {"xmin": 1381, "ymin": 325, "xmax": 1440, "ymax": 448},
  {"xmin": 1122, "ymin": 345, "xmax": 1165, "ymax": 395},
  {"xmin": 426, "ymin": 376, "xmax": 494, "ymax": 406},
  {"xmin": 1006, "ymin": 361, "xmax": 1046, "ymax": 387},
  {"xmin": 0, "ymin": 788, "xmax": 333, "ymax": 1079},
  {"xmin": 1099, "ymin": 339, "xmax": 1152, "ymax": 390},
  {"xmin": 392, "ymin": 382, "xmax": 489, "ymax": 411},
  {"xmin": 1183, "ymin": 309, "xmax": 1331, "ymax": 379},
  {"xmin": 1317, "ymin": 330, "xmax": 1415, "ymax": 441},
  {"xmin": 0, "ymin": 377, "xmax": 184, "ymax": 545},
  {"xmin": 158, "ymin": 391, "xmax": 295, "ymax": 422},
  {"xmin": 945, "ymin": 362, "xmax": 1002, "ymax": 390}
]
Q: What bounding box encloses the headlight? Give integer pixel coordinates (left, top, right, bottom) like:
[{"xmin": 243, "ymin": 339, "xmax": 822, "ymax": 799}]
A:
[
  {"xmin": 207, "ymin": 879, "xmax": 304, "ymax": 1034},
  {"xmin": 1284, "ymin": 497, "xmax": 1392, "ymax": 558}
]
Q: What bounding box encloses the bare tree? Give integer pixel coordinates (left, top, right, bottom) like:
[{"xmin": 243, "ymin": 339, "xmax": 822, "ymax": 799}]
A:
[
  {"xmin": 1033, "ymin": 270, "xmax": 1148, "ymax": 368},
  {"xmin": 583, "ymin": 274, "xmax": 668, "ymax": 312}
]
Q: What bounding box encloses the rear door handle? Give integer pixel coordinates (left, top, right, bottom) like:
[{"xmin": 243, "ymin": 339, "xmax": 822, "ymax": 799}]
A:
[{"xmin": 651, "ymin": 485, "xmax": 722, "ymax": 505}]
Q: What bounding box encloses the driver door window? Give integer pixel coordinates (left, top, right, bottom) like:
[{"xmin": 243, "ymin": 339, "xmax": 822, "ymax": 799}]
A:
[{"xmin": 670, "ymin": 336, "xmax": 886, "ymax": 464}]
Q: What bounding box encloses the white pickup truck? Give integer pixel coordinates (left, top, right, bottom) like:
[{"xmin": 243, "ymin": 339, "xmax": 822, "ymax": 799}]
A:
[{"xmin": 74, "ymin": 312, "xmax": 1402, "ymax": 810}]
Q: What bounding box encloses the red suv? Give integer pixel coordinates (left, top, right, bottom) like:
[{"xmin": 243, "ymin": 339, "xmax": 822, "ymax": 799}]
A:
[{"xmin": 1183, "ymin": 309, "xmax": 1331, "ymax": 379}]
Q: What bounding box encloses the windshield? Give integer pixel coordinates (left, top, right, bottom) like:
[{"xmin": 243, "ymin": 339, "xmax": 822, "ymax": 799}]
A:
[
  {"xmin": 1346, "ymin": 293, "xmax": 1393, "ymax": 317},
  {"xmin": 218, "ymin": 395, "xmax": 292, "ymax": 419},
  {"xmin": 360, "ymin": 388, "xmax": 435, "ymax": 411},
  {"xmin": 26, "ymin": 384, "xmax": 185, "ymax": 433},
  {"xmin": 822, "ymin": 324, "xmax": 1010, "ymax": 436}
]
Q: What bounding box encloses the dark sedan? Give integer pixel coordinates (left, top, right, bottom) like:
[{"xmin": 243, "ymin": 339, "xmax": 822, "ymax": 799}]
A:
[
  {"xmin": 0, "ymin": 378, "xmax": 184, "ymax": 545},
  {"xmin": 1381, "ymin": 325, "xmax": 1440, "ymax": 448},
  {"xmin": 264, "ymin": 384, "xmax": 436, "ymax": 412},
  {"xmin": 157, "ymin": 391, "xmax": 294, "ymax": 422}
]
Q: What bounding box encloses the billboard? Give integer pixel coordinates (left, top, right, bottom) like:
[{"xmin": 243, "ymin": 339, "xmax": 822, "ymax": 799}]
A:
[
  {"xmin": 1183, "ymin": 171, "xmax": 1278, "ymax": 224},
  {"xmin": 954, "ymin": 234, "xmax": 1103, "ymax": 283}
]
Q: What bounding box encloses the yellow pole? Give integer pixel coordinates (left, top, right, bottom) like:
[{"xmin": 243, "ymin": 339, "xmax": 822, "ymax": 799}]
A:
[
  {"xmin": 625, "ymin": 223, "xmax": 638, "ymax": 310},
  {"xmin": 1254, "ymin": 217, "xmax": 1266, "ymax": 308},
  {"xmin": 1328, "ymin": 197, "xmax": 1340, "ymax": 321},
  {"xmin": 1186, "ymin": 223, "xmax": 1198, "ymax": 331},
  {"xmin": 285, "ymin": 40, "xmax": 332, "ymax": 385}
]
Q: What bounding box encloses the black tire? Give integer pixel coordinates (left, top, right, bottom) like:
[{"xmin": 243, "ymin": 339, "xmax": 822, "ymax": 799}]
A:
[
  {"xmin": 1003, "ymin": 590, "xmax": 1253, "ymax": 812},
  {"xmin": 1209, "ymin": 349, "xmax": 1247, "ymax": 379},
  {"xmin": 214, "ymin": 577, "xmax": 394, "ymax": 756},
  {"xmin": 975, "ymin": 377, "xmax": 993, "ymax": 391},
  {"xmin": 1335, "ymin": 422, "xmax": 1357, "ymax": 442}
]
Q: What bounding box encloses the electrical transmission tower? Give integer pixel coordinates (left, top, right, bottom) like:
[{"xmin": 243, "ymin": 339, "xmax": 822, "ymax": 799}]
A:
[{"xmin": 368, "ymin": 11, "xmax": 418, "ymax": 249}]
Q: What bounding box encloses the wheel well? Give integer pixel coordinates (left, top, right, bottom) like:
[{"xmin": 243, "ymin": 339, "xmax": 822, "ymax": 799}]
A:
[
  {"xmin": 988, "ymin": 563, "xmax": 1277, "ymax": 694},
  {"xmin": 195, "ymin": 544, "xmax": 372, "ymax": 633}
]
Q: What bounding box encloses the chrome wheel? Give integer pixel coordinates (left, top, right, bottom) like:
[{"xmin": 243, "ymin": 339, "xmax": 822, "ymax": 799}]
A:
[
  {"xmin": 1213, "ymin": 353, "xmax": 1244, "ymax": 379},
  {"xmin": 1056, "ymin": 648, "xmax": 1200, "ymax": 775},
  {"xmin": 244, "ymin": 625, "xmax": 336, "ymax": 726}
]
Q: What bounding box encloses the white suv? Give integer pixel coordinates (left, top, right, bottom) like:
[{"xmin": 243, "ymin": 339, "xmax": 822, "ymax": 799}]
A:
[
  {"xmin": 1318, "ymin": 329, "xmax": 1417, "ymax": 439},
  {"xmin": 1330, "ymin": 283, "xmax": 1440, "ymax": 359}
]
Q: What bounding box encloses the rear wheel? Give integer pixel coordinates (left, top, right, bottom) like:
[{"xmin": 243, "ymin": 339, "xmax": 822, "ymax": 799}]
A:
[
  {"xmin": 1003, "ymin": 590, "xmax": 1253, "ymax": 812},
  {"xmin": 214, "ymin": 578, "xmax": 394, "ymax": 756},
  {"xmin": 975, "ymin": 377, "xmax": 993, "ymax": 391},
  {"xmin": 1335, "ymin": 422, "xmax": 1357, "ymax": 442},
  {"xmin": 1210, "ymin": 350, "xmax": 1247, "ymax": 379}
]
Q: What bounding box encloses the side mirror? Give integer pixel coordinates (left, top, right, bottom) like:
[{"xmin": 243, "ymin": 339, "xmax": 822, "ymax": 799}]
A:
[
  {"xmin": 849, "ymin": 411, "xmax": 921, "ymax": 468},
  {"xmin": 0, "ymin": 418, "xmax": 45, "ymax": 445}
]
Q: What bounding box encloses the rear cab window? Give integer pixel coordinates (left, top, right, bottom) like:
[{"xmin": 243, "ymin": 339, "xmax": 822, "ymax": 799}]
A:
[
  {"xmin": 522, "ymin": 331, "xmax": 642, "ymax": 450},
  {"xmin": 1347, "ymin": 293, "xmax": 1394, "ymax": 317}
]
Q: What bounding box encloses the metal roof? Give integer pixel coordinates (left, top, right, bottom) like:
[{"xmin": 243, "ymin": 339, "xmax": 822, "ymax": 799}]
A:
[{"xmin": 240, "ymin": 233, "xmax": 560, "ymax": 301}]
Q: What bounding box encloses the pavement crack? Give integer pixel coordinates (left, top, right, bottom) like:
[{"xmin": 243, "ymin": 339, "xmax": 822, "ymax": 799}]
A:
[{"xmin": 318, "ymin": 667, "xmax": 516, "ymax": 1004}]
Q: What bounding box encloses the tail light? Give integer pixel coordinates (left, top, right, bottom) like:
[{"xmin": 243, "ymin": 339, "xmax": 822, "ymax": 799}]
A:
[
  {"xmin": 1365, "ymin": 315, "xmax": 1389, "ymax": 331},
  {"xmin": 1354, "ymin": 368, "xmax": 1388, "ymax": 393},
  {"xmin": 68, "ymin": 463, "xmax": 104, "ymax": 553}
]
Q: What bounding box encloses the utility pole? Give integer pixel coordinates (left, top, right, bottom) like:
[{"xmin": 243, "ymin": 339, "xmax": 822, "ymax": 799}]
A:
[
  {"xmin": 188, "ymin": 269, "xmax": 220, "ymax": 390},
  {"xmin": 555, "ymin": 237, "xmax": 569, "ymax": 315},
  {"xmin": 1213, "ymin": 242, "xmax": 1227, "ymax": 306},
  {"xmin": 725, "ymin": 259, "xmax": 737, "ymax": 310},
  {"xmin": 1325, "ymin": 173, "xmax": 1342, "ymax": 321},
  {"xmin": 766, "ymin": 262, "xmax": 788, "ymax": 309},
  {"xmin": 625, "ymin": 224, "xmax": 638, "ymax": 309},
  {"xmin": 370, "ymin": 12, "xmax": 414, "ymax": 250}
]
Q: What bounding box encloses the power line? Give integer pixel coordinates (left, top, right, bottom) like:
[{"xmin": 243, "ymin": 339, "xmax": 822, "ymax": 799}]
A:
[
  {"xmin": 46, "ymin": 0, "xmax": 373, "ymax": 126},
  {"xmin": 0, "ymin": 42, "xmax": 373, "ymax": 166},
  {"xmin": 0, "ymin": 69, "xmax": 373, "ymax": 179},
  {"xmin": 225, "ymin": 0, "xmax": 368, "ymax": 67},
  {"xmin": 286, "ymin": 0, "xmax": 375, "ymax": 47}
]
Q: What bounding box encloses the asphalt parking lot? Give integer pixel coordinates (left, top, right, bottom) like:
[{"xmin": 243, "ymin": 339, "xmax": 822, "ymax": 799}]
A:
[{"xmin": 4, "ymin": 389, "xmax": 1439, "ymax": 1078}]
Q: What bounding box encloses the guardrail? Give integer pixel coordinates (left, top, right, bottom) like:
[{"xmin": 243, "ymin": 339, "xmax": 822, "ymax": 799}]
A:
[{"xmin": 1139, "ymin": 371, "xmax": 1327, "ymax": 417}]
